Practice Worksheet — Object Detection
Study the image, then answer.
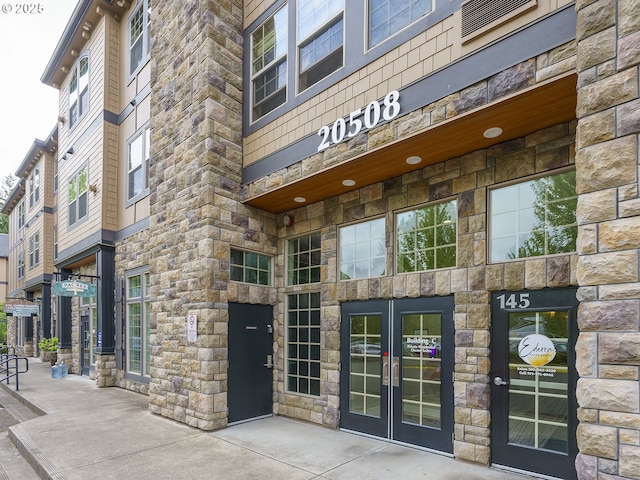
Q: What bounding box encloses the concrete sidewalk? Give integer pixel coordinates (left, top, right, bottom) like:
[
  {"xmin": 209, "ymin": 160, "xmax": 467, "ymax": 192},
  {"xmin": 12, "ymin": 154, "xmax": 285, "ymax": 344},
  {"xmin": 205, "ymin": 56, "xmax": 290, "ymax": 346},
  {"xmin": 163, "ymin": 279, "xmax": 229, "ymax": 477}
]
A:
[{"xmin": 1, "ymin": 359, "xmax": 534, "ymax": 479}]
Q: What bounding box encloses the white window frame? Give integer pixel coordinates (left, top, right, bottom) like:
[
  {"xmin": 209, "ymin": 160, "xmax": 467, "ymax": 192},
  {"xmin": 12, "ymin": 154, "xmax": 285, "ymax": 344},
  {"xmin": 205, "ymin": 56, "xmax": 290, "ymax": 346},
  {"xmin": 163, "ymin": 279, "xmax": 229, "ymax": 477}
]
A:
[
  {"xmin": 126, "ymin": 125, "xmax": 150, "ymax": 203},
  {"xmin": 28, "ymin": 168, "xmax": 40, "ymax": 208},
  {"xmin": 125, "ymin": 269, "xmax": 151, "ymax": 379},
  {"xmin": 69, "ymin": 56, "xmax": 89, "ymax": 128},
  {"xmin": 29, "ymin": 232, "xmax": 40, "ymax": 268},
  {"xmin": 339, "ymin": 217, "xmax": 386, "ymax": 280},
  {"xmin": 129, "ymin": 0, "xmax": 151, "ymax": 78},
  {"xmin": 68, "ymin": 164, "xmax": 89, "ymax": 228},
  {"xmin": 17, "ymin": 251, "xmax": 25, "ymax": 278},
  {"xmin": 18, "ymin": 200, "xmax": 25, "ymax": 229}
]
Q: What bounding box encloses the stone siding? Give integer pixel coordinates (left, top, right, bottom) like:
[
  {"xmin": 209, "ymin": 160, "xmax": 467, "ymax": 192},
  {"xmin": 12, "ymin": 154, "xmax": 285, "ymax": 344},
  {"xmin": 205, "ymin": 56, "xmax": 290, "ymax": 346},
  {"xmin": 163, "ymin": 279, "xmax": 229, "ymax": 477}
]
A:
[{"xmin": 575, "ymin": 1, "xmax": 640, "ymax": 479}]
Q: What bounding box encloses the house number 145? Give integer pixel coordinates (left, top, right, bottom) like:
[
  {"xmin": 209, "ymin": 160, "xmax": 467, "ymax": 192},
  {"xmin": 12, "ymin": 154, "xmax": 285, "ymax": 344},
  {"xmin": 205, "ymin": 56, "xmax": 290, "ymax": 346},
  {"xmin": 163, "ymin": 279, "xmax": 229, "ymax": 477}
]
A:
[
  {"xmin": 496, "ymin": 293, "xmax": 531, "ymax": 309},
  {"xmin": 317, "ymin": 90, "xmax": 401, "ymax": 152}
]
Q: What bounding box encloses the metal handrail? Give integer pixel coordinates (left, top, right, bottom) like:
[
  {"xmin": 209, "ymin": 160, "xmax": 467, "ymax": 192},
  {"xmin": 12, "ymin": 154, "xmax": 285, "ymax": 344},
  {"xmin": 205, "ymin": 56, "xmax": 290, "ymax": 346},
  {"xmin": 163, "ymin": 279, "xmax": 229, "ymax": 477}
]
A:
[{"xmin": 0, "ymin": 353, "xmax": 29, "ymax": 391}]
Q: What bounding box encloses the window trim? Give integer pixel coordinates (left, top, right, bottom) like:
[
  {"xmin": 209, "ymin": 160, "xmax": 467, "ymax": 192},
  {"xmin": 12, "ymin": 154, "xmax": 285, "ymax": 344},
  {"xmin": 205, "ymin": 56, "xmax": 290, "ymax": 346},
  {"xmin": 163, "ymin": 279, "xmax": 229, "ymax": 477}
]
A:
[
  {"xmin": 367, "ymin": 0, "xmax": 436, "ymax": 50},
  {"xmin": 68, "ymin": 54, "xmax": 90, "ymax": 129},
  {"xmin": 17, "ymin": 251, "xmax": 25, "ymax": 279},
  {"xmin": 128, "ymin": 0, "xmax": 151, "ymax": 81},
  {"xmin": 29, "ymin": 232, "xmax": 40, "ymax": 269},
  {"xmin": 230, "ymin": 248, "xmax": 273, "ymax": 285},
  {"xmin": 126, "ymin": 123, "xmax": 151, "ymax": 205},
  {"xmin": 338, "ymin": 216, "xmax": 387, "ymax": 281},
  {"xmin": 67, "ymin": 163, "xmax": 89, "ymax": 230},
  {"xmin": 18, "ymin": 200, "xmax": 25, "ymax": 230},
  {"xmin": 124, "ymin": 267, "xmax": 151, "ymax": 382},
  {"xmin": 286, "ymin": 231, "xmax": 322, "ymax": 286}
]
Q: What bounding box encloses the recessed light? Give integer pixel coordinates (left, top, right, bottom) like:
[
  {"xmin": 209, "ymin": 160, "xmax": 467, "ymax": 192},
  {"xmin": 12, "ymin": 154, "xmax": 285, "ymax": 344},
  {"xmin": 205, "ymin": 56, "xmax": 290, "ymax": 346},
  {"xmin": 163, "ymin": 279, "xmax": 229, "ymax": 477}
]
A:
[
  {"xmin": 483, "ymin": 127, "xmax": 503, "ymax": 139},
  {"xmin": 342, "ymin": 179, "xmax": 356, "ymax": 187},
  {"xmin": 294, "ymin": 197, "xmax": 306, "ymax": 203},
  {"xmin": 406, "ymin": 156, "xmax": 422, "ymax": 165}
]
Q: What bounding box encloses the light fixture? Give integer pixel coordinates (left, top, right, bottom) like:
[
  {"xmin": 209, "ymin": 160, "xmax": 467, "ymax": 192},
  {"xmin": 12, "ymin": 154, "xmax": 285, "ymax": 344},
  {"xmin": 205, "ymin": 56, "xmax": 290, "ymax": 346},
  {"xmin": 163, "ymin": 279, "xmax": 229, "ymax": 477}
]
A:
[
  {"xmin": 283, "ymin": 215, "xmax": 294, "ymax": 226},
  {"xmin": 294, "ymin": 197, "xmax": 306, "ymax": 203},
  {"xmin": 483, "ymin": 127, "xmax": 503, "ymax": 139},
  {"xmin": 342, "ymin": 179, "xmax": 356, "ymax": 187},
  {"xmin": 83, "ymin": 21, "xmax": 93, "ymax": 31},
  {"xmin": 406, "ymin": 155, "xmax": 422, "ymax": 165}
]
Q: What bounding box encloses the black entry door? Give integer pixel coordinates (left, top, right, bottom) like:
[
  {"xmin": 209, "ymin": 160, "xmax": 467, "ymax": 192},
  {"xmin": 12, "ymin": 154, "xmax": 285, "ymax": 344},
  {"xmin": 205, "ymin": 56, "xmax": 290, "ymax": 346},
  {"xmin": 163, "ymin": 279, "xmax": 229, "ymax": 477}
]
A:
[
  {"xmin": 228, "ymin": 303, "xmax": 274, "ymax": 424},
  {"xmin": 340, "ymin": 297, "xmax": 454, "ymax": 452},
  {"xmin": 491, "ymin": 288, "xmax": 578, "ymax": 480}
]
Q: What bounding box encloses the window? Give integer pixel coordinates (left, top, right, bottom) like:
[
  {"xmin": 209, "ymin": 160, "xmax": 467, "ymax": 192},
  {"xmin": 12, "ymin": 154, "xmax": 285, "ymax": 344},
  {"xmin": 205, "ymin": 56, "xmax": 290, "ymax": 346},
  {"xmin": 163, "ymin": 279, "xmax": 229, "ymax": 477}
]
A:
[
  {"xmin": 29, "ymin": 232, "xmax": 40, "ymax": 268},
  {"xmin": 287, "ymin": 292, "xmax": 321, "ymax": 396},
  {"xmin": 69, "ymin": 56, "xmax": 89, "ymax": 128},
  {"xmin": 81, "ymin": 295, "xmax": 98, "ymax": 369},
  {"xmin": 490, "ymin": 170, "xmax": 577, "ymax": 262},
  {"xmin": 127, "ymin": 126, "xmax": 150, "ymax": 201},
  {"xmin": 369, "ymin": 0, "xmax": 433, "ymax": 48},
  {"xmin": 130, "ymin": 0, "xmax": 151, "ymax": 75},
  {"xmin": 251, "ymin": 5, "xmax": 288, "ymax": 121},
  {"xmin": 68, "ymin": 166, "xmax": 88, "ymax": 227},
  {"xmin": 53, "ymin": 226, "xmax": 58, "ymax": 259},
  {"xmin": 287, "ymin": 233, "xmax": 321, "ymax": 285},
  {"xmin": 54, "ymin": 159, "xmax": 59, "ymax": 192},
  {"xmin": 29, "ymin": 168, "xmax": 40, "ymax": 208},
  {"xmin": 230, "ymin": 249, "xmax": 272, "ymax": 285},
  {"xmin": 126, "ymin": 271, "xmax": 151, "ymax": 377},
  {"xmin": 18, "ymin": 251, "xmax": 24, "ymax": 278},
  {"xmin": 396, "ymin": 200, "xmax": 457, "ymax": 273},
  {"xmin": 18, "ymin": 201, "xmax": 25, "ymax": 229},
  {"xmin": 297, "ymin": 0, "xmax": 344, "ymax": 92},
  {"xmin": 339, "ymin": 218, "xmax": 386, "ymax": 280}
]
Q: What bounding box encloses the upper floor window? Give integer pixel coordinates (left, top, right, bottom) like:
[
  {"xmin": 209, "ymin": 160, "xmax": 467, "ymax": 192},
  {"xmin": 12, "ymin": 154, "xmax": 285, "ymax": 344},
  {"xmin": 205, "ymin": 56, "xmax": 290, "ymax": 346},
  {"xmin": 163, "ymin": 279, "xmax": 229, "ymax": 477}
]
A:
[
  {"xmin": 18, "ymin": 251, "xmax": 24, "ymax": 278},
  {"xmin": 287, "ymin": 232, "xmax": 321, "ymax": 285},
  {"xmin": 53, "ymin": 225, "xmax": 58, "ymax": 259},
  {"xmin": 68, "ymin": 165, "xmax": 88, "ymax": 227},
  {"xmin": 29, "ymin": 168, "xmax": 40, "ymax": 208},
  {"xmin": 69, "ymin": 56, "xmax": 89, "ymax": 128},
  {"xmin": 297, "ymin": 0, "xmax": 344, "ymax": 92},
  {"xmin": 251, "ymin": 5, "xmax": 288, "ymax": 122},
  {"xmin": 339, "ymin": 218, "xmax": 386, "ymax": 280},
  {"xmin": 54, "ymin": 158, "xmax": 59, "ymax": 192},
  {"xmin": 29, "ymin": 232, "xmax": 40, "ymax": 268},
  {"xmin": 230, "ymin": 249, "xmax": 272, "ymax": 285},
  {"xmin": 368, "ymin": 0, "xmax": 434, "ymax": 48},
  {"xmin": 489, "ymin": 170, "xmax": 577, "ymax": 262},
  {"xmin": 396, "ymin": 200, "xmax": 457, "ymax": 273},
  {"xmin": 18, "ymin": 200, "xmax": 25, "ymax": 229},
  {"xmin": 127, "ymin": 126, "xmax": 150, "ymax": 201},
  {"xmin": 130, "ymin": 0, "xmax": 151, "ymax": 75}
]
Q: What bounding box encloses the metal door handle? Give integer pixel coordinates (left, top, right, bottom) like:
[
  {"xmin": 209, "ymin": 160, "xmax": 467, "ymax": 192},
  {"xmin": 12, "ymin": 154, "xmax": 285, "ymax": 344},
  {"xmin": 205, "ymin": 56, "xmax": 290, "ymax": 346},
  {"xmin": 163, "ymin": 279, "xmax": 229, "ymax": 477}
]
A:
[
  {"xmin": 494, "ymin": 376, "xmax": 509, "ymax": 386},
  {"xmin": 382, "ymin": 356, "xmax": 390, "ymax": 386},
  {"xmin": 263, "ymin": 354, "xmax": 273, "ymax": 368},
  {"xmin": 392, "ymin": 357, "xmax": 400, "ymax": 387}
]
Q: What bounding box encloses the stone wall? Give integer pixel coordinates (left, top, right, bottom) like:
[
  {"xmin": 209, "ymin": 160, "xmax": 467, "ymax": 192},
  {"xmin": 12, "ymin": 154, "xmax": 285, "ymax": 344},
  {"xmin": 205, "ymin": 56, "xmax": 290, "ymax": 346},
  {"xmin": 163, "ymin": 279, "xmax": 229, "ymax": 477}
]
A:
[{"xmin": 575, "ymin": 1, "xmax": 640, "ymax": 479}]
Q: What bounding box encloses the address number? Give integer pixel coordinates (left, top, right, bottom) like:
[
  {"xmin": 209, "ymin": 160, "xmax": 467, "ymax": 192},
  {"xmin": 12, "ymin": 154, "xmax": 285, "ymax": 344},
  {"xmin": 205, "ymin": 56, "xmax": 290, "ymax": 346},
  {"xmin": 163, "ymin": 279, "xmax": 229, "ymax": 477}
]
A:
[
  {"xmin": 496, "ymin": 293, "xmax": 530, "ymax": 309},
  {"xmin": 317, "ymin": 90, "xmax": 401, "ymax": 152}
]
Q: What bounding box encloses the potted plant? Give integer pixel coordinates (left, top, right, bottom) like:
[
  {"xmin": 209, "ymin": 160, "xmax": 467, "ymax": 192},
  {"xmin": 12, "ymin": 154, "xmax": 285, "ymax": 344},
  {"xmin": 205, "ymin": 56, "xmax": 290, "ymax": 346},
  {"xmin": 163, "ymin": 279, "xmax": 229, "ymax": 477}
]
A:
[{"xmin": 38, "ymin": 337, "xmax": 58, "ymax": 365}]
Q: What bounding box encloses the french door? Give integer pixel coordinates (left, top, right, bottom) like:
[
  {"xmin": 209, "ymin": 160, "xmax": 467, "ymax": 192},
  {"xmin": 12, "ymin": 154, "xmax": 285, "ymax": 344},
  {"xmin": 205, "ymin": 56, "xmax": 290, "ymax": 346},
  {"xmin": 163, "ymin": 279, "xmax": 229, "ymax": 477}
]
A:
[
  {"xmin": 340, "ymin": 297, "xmax": 454, "ymax": 452},
  {"xmin": 491, "ymin": 288, "xmax": 578, "ymax": 479}
]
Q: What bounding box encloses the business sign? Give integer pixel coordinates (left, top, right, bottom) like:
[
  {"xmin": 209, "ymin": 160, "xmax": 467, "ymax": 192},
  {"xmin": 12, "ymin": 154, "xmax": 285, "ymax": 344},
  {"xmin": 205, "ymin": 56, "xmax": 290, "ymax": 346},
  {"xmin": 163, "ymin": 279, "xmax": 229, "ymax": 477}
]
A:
[
  {"xmin": 5, "ymin": 300, "xmax": 39, "ymax": 316},
  {"xmin": 518, "ymin": 334, "xmax": 557, "ymax": 368},
  {"xmin": 53, "ymin": 280, "xmax": 96, "ymax": 297}
]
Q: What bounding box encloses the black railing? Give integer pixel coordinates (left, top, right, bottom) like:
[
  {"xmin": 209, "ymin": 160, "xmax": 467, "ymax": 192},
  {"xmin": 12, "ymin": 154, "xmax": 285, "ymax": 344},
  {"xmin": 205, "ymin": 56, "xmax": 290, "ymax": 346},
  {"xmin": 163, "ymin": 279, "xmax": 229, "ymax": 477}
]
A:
[{"xmin": 0, "ymin": 347, "xmax": 29, "ymax": 391}]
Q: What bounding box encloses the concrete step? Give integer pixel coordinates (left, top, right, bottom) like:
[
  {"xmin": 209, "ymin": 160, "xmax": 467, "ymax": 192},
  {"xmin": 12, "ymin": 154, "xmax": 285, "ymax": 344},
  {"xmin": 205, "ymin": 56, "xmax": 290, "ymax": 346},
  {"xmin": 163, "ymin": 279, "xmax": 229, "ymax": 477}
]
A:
[{"xmin": 0, "ymin": 433, "xmax": 39, "ymax": 479}]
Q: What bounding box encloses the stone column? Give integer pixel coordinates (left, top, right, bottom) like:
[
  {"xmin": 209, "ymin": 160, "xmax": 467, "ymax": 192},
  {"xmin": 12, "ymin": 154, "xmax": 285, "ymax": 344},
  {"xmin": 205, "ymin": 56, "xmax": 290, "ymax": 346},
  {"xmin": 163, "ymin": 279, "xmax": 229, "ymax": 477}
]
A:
[
  {"xmin": 575, "ymin": 1, "xmax": 640, "ymax": 478},
  {"xmin": 148, "ymin": 1, "xmax": 244, "ymax": 430}
]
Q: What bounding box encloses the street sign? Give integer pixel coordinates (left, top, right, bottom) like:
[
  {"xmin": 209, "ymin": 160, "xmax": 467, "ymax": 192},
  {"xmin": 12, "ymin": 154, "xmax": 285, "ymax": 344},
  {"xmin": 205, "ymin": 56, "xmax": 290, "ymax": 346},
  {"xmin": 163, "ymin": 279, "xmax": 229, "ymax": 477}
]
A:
[{"xmin": 53, "ymin": 280, "xmax": 96, "ymax": 297}]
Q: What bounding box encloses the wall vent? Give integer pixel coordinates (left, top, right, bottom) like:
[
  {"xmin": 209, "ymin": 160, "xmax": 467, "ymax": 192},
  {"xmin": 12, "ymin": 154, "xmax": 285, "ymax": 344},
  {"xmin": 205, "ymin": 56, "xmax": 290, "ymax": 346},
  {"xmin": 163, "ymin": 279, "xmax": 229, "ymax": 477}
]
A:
[{"xmin": 462, "ymin": 0, "xmax": 537, "ymax": 39}]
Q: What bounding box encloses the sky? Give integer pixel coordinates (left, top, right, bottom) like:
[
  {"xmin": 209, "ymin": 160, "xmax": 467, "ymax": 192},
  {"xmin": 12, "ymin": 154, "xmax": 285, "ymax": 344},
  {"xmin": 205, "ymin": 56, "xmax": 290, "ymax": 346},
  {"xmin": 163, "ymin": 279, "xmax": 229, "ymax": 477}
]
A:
[{"xmin": 0, "ymin": 0, "xmax": 78, "ymax": 187}]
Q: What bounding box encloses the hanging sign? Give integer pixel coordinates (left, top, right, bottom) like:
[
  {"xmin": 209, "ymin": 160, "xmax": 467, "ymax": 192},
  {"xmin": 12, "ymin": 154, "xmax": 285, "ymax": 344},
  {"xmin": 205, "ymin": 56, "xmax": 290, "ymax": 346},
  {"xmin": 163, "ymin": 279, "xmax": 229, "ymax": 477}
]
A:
[
  {"xmin": 5, "ymin": 300, "xmax": 39, "ymax": 316},
  {"xmin": 187, "ymin": 314, "xmax": 198, "ymax": 343},
  {"xmin": 53, "ymin": 280, "xmax": 96, "ymax": 297}
]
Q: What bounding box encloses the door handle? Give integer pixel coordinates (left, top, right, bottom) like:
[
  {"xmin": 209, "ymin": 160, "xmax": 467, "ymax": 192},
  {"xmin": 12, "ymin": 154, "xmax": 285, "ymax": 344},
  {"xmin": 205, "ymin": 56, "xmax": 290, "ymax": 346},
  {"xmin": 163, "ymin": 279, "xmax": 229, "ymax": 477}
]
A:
[
  {"xmin": 392, "ymin": 357, "xmax": 400, "ymax": 387},
  {"xmin": 263, "ymin": 354, "xmax": 273, "ymax": 368},
  {"xmin": 494, "ymin": 376, "xmax": 509, "ymax": 386},
  {"xmin": 382, "ymin": 355, "xmax": 390, "ymax": 386}
]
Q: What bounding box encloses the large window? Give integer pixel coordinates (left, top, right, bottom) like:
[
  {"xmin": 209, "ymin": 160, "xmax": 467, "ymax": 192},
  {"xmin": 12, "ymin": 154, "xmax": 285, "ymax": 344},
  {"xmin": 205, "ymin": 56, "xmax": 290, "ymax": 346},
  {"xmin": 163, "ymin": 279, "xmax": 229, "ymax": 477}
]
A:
[
  {"xmin": 297, "ymin": 0, "xmax": 344, "ymax": 92},
  {"xmin": 29, "ymin": 232, "xmax": 40, "ymax": 268},
  {"xmin": 68, "ymin": 166, "xmax": 88, "ymax": 227},
  {"xmin": 126, "ymin": 271, "xmax": 151, "ymax": 377},
  {"xmin": 29, "ymin": 168, "xmax": 40, "ymax": 208},
  {"xmin": 230, "ymin": 249, "xmax": 272, "ymax": 285},
  {"xmin": 396, "ymin": 200, "xmax": 457, "ymax": 273},
  {"xmin": 17, "ymin": 251, "xmax": 24, "ymax": 279},
  {"xmin": 287, "ymin": 292, "xmax": 321, "ymax": 396},
  {"xmin": 251, "ymin": 5, "xmax": 288, "ymax": 121},
  {"xmin": 287, "ymin": 233, "xmax": 321, "ymax": 285},
  {"xmin": 368, "ymin": 0, "xmax": 433, "ymax": 48},
  {"xmin": 130, "ymin": 0, "xmax": 151, "ymax": 75},
  {"xmin": 490, "ymin": 170, "xmax": 577, "ymax": 262},
  {"xmin": 127, "ymin": 126, "xmax": 150, "ymax": 201},
  {"xmin": 69, "ymin": 56, "xmax": 89, "ymax": 128},
  {"xmin": 339, "ymin": 218, "xmax": 386, "ymax": 280},
  {"xmin": 18, "ymin": 201, "xmax": 25, "ymax": 229}
]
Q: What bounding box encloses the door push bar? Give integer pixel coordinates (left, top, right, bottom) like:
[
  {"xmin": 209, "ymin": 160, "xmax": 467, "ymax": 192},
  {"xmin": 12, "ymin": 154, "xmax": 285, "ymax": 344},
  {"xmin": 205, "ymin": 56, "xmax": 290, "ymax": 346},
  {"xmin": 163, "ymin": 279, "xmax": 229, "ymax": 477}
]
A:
[{"xmin": 382, "ymin": 356, "xmax": 400, "ymax": 387}]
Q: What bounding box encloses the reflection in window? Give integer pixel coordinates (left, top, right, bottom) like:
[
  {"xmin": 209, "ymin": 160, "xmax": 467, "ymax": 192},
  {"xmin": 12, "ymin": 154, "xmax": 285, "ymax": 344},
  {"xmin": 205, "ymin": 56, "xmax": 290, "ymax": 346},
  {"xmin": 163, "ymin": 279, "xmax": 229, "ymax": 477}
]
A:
[
  {"xmin": 340, "ymin": 218, "xmax": 386, "ymax": 280},
  {"xmin": 287, "ymin": 292, "xmax": 321, "ymax": 396},
  {"xmin": 126, "ymin": 271, "xmax": 151, "ymax": 377},
  {"xmin": 128, "ymin": 126, "xmax": 150, "ymax": 201},
  {"xmin": 68, "ymin": 166, "xmax": 88, "ymax": 227},
  {"xmin": 69, "ymin": 56, "xmax": 89, "ymax": 127},
  {"xmin": 397, "ymin": 200, "xmax": 457, "ymax": 273},
  {"xmin": 287, "ymin": 233, "xmax": 321, "ymax": 285},
  {"xmin": 298, "ymin": 0, "xmax": 344, "ymax": 92},
  {"xmin": 369, "ymin": 0, "xmax": 433, "ymax": 48},
  {"xmin": 490, "ymin": 171, "xmax": 577, "ymax": 262},
  {"xmin": 251, "ymin": 5, "xmax": 288, "ymax": 121},
  {"xmin": 130, "ymin": 0, "xmax": 151, "ymax": 74},
  {"xmin": 349, "ymin": 314, "xmax": 382, "ymax": 417},
  {"xmin": 230, "ymin": 248, "xmax": 272, "ymax": 285}
]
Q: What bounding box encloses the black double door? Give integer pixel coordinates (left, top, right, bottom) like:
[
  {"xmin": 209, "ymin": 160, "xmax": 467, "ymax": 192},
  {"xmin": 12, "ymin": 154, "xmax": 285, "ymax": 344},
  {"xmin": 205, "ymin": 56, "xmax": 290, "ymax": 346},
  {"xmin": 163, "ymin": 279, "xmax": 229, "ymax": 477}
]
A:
[
  {"xmin": 340, "ymin": 297, "xmax": 454, "ymax": 452},
  {"xmin": 228, "ymin": 303, "xmax": 274, "ymax": 424}
]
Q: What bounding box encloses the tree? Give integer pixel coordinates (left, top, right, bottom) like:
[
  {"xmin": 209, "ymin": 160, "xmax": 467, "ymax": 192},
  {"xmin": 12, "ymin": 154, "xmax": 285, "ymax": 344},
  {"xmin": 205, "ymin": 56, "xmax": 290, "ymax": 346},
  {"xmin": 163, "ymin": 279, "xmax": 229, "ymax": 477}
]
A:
[
  {"xmin": 0, "ymin": 174, "xmax": 17, "ymax": 234},
  {"xmin": 0, "ymin": 303, "xmax": 7, "ymax": 344}
]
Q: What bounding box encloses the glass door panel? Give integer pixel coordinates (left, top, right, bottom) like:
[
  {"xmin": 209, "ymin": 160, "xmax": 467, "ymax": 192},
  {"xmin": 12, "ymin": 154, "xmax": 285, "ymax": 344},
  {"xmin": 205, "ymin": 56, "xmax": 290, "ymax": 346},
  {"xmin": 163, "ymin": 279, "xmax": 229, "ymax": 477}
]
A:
[{"xmin": 349, "ymin": 314, "xmax": 382, "ymax": 416}]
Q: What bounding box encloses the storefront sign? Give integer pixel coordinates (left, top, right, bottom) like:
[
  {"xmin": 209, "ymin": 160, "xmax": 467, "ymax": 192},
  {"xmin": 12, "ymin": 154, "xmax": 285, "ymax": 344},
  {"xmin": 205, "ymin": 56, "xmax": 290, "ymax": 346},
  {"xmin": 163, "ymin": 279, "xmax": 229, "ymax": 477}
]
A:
[
  {"xmin": 406, "ymin": 337, "xmax": 439, "ymax": 358},
  {"xmin": 518, "ymin": 334, "xmax": 556, "ymax": 368},
  {"xmin": 5, "ymin": 300, "xmax": 39, "ymax": 316},
  {"xmin": 53, "ymin": 280, "xmax": 96, "ymax": 297},
  {"xmin": 187, "ymin": 314, "xmax": 197, "ymax": 342},
  {"xmin": 317, "ymin": 90, "xmax": 401, "ymax": 151}
]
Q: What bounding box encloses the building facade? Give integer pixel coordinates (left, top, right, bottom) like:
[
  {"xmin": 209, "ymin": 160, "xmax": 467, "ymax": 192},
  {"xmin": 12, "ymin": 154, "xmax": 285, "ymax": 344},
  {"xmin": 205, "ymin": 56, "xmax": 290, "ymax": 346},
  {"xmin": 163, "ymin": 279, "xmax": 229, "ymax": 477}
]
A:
[{"xmin": 3, "ymin": 1, "xmax": 640, "ymax": 479}]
